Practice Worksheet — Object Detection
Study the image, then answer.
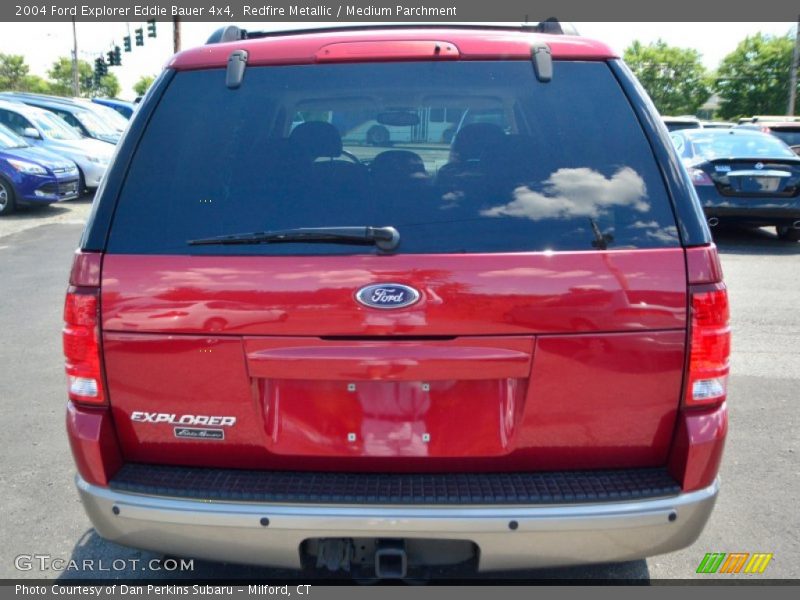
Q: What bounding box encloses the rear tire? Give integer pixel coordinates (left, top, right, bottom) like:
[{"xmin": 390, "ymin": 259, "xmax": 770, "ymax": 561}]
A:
[
  {"xmin": 776, "ymin": 225, "xmax": 800, "ymax": 242},
  {"xmin": 0, "ymin": 177, "xmax": 17, "ymax": 216},
  {"xmin": 77, "ymin": 170, "xmax": 86, "ymax": 198},
  {"xmin": 366, "ymin": 125, "xmax": 390, "ymax": 146}
]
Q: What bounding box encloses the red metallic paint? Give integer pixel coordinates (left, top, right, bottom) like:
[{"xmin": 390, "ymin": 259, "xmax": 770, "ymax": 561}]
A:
[
  {"xmin": 244, "ymin": 337, "xmax": 533, "ymax": 380},
  {"xmin": 65, "ymin": 401, "xmax": 123, "ymax": 486},
  {"xmin": 168, "ymin": 30, "xmax": 615, "ymax": 71},
  {"xmin": 518, "ymin": 331, "xmax": 686, "ymax": 468},
  {"xmin": 99, "ymin": 249, "xmax": 691, "ymax": 470},
  {"xmin": 103, "ymin": 330, "xmax": 685, "ymax": 469},
  {"xmin": 101, "ymin": 250, "xmax": 687, "ymax": 336},
  {"xmin": 69, "ymin": 251, "xmax": 102, "ymax": 287},
  {"xmin": 667, "ymin": 403, "xmax": 728, "ymax": 491},
  {"xmin": 315, "ymin": 40, "xmax": 461, "ymax": 62},
  {"xmin": 686, "ymin": 244, "xmax": 724, "ymax": 285}
]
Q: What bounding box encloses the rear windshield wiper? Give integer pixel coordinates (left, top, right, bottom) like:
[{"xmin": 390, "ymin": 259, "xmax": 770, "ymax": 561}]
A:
[
  {"xmin": 188, "ymin": 226, "xmax": 400, "ymax": 252},
  {"xmin": 589, "ymin": 218, "xmax": 614, "ymax": 250}
]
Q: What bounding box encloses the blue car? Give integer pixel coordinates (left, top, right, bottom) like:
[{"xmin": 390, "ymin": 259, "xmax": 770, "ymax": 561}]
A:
[
  {"xmin": 0, "ymin": 123, "xmax": 80, "ymax": 215},
  {"xmin": 91, "ymin": 97, "xmax": 135, "ymax": 120},
  {"xmin": 670, "ymin": 128, "xmax": 800, "ymax": 241}
]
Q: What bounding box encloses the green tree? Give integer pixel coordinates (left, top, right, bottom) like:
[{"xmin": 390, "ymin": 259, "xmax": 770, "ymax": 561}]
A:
[
  {"xmin": 133, "ymin": 75, "xmax": 155, "ymax": 97},
  {"xmin": 20, "ymin": 75, "xmax": 51, "ymax": 94},
  {"xmin": 714, "ymin": 33, "xmax": 798, "ymax": 120},
  {"xmin": 47, "ymin": 56, "xmax": 94, "ymax": 97},
  {"xmin": 623, "ymin": 39, "xmax": 711, "ymax": 115},
  {"xmin": 0, "ymin": 54, "xmax": 30, "ymax": 90},
  {"xmin": 96, "ymin": 74, "xmax": 120, "ymax": 98}
]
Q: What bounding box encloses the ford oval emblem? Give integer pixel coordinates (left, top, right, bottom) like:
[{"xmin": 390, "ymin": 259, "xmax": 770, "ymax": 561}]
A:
[{"xmin": 356, "ymin": 283, "xmax": 421, "ymax": 310}]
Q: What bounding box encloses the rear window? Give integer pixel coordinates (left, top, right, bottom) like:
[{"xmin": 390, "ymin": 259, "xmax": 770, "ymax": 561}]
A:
[
  {"xmin": 771, "ymin": 128, "xmax": 800, "ymax": 147},
  {"xmin": 107, "ymin": 60, "xmax": 679, "ymax": 255},
  {"xmin": 664, "ymin": 121, "xmax": 700, "ymax": 132},
  {"xmin": 687, "ymin": 132, "xmax": 797, "ymax": 160}
]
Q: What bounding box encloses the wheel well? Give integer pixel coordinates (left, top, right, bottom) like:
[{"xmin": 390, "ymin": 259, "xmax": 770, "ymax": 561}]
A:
[
  {"xmin": 0, "ymin": 174, "xmax": 15, "ymax": 197},
  {"xmin": 0, "ymin": 174, "xmax": 17, "ymax": 213}
]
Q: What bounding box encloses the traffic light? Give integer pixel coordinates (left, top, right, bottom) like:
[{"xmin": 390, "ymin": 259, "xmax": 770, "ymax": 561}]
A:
[
  {"xmin": 113, "ymin": 46, "xmax": 122, "ymax": 66},
  {"xmin": 94, "ymin": 57, "xmax": 107, "ymax": 84},
  {"xmin": 147, "ymin": 19, "xmax": 157, "ymax": 38},
  {"xmin": 106, "ymin": 51, "xmax": 114, "ymax": 67},
  {"xmin": 135, "ymin": 28, "xmax": 144, "ymax": 46},
  {"xmin": 123, "ymin": 35, "xmax": 131, "ymax": 52}
]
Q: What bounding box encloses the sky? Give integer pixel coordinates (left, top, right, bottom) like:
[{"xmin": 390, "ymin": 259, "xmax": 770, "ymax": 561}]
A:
[{"xmin": 0, "ymin": 21, "xmax": 796, "ymax": 100}]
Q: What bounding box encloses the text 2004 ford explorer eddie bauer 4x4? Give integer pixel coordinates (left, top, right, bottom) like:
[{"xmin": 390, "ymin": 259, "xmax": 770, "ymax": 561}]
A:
[{"xmin": 63, "ymin": 24, "xmax": 730, "ymax": 577}]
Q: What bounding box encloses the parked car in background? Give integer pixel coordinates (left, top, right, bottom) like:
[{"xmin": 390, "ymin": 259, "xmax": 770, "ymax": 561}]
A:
[
  {"xmin": 0, "ymin": 123, "xmax": 80, "ymax": 215},
  {"xmin": 0, "ymin": 92, "xmax": 121, "ymax": 144},
  {"xmin": 750, "ymin": 115, "xmax": 800, "ymax": 123},
  {"xmin": 699, "ymin": 121, "xmax": 734, "ymax": 129},
  {"xmin": 66, "ymin": 23, "xmax": 730, "ymax": 578},
  {"xmin": 737, "ymin": 121, "xmax": 800, "ymax": 156},
  {"xmin": 737, "ymin": 115, "xmax": 800, "ymax": 126},
  {"xmin": 92, "ymin": 97, "xmax": 136, "ymax": 120},
  {"xmin": 662, "ymin": 116, "xmax": 702, "ymax": 131},
  {"xmin": 73, "ymin": 99, "xmax": 129, "ymax": 134},
  {"xmin": 0, "ymin": 99, "xmax": 113, "ymax": 193},
  {"xmin": 670, "ymin": 128, "xmax": 800, "ymax": 241}
]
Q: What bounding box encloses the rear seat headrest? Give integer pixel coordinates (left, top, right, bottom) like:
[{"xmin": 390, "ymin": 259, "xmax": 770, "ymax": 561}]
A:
[
  {"xmin": 289, "ymin": 121, "xmax": 343, "ymax": 159},
  {"xmin": 480, "ymin": 135, "xmax": 538, "ymax": 171},
  {"xmin": 450, "ymin": 123, "xmax": 505, "ymax": 162},
  {"xmin": 371, "ymin": 150, "xmax": 427, "ymax": 179}
]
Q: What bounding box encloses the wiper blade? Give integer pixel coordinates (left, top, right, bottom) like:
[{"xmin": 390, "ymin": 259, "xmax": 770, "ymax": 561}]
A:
[
  {"xmin": 589, "ymin": 218, "xmax": 614, "ymax": 250},
  {"xmin": 188, "ymin": 226, "xmax": 400, "ymax": 252}
]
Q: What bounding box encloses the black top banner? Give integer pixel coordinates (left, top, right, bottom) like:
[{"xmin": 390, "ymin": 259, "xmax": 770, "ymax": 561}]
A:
[{"xmin": 3, "ymin": 0, "xmax": 800, "ymax": 22}]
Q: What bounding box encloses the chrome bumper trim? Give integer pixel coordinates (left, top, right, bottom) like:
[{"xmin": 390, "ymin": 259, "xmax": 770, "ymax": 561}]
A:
[{"xmin": 77, "ymin": 475, "xmax": 718, "ymax": 571}]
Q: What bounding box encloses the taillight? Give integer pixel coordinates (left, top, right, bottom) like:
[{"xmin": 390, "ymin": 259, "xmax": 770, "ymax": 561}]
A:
[
  {"xmin": 63, "ymin": 251, "xmax": 105, "ymax": 406},
  {"xmin": 685, "ymin": 285, "xmax": 730, "ymax": 408},
  {"xmin": 688, "ymin": 167, "xmax": 714, "ymax": 186}
]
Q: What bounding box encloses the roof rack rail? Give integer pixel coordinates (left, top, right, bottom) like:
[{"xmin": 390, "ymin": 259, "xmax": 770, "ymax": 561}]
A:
[{"xmin": 205, "ymin": 21, "xmax": 578, "ymax": 45}]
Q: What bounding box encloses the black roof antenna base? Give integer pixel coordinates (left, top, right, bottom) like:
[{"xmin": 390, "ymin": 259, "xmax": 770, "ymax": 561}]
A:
[
  {"xmin": 535, "ymin": 18, "xmax": 579, "ymax": 36},
  {"xmin": 208, "ymin": 25, "xmax": 247, "ymax": 44}
]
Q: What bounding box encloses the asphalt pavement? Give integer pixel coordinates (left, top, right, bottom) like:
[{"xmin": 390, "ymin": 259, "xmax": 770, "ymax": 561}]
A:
[{"xmin": 0, "ymin": 201, "xmax": 797, "ymax": 581}]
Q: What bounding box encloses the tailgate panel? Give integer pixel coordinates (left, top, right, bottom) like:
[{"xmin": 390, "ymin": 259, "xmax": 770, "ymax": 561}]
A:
[{"xmin": 101, "ymin": 249, "xmax": 688, "ymax": 471}]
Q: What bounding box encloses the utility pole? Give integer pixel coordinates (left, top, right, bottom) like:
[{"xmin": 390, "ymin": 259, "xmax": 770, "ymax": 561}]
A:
[
  {"xmin": 173, "ymin": 17, "xmax": 181, "ymax": 53},
  {"xmin": 71, "ymin": 17, "xmax": 80, "ymax": 96},
  {"xmin": 789, "ymin": 15, "xmax": 800, "ymax": 115}
]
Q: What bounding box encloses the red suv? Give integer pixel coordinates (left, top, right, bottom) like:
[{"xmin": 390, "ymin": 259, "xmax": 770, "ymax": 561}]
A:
[{"xmin": 63, "ymin": 24, "xmax": 729, "ymax": 578}]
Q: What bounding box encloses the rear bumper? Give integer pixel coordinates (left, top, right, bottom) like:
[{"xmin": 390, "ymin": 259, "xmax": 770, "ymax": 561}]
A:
[
  {"xmin": 76, "ymin": 476, "xmax": 719, "ymax": 571},
  {"xmin": 696, "ymin": 192, "xmax": 800, "ymax": 224}
]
